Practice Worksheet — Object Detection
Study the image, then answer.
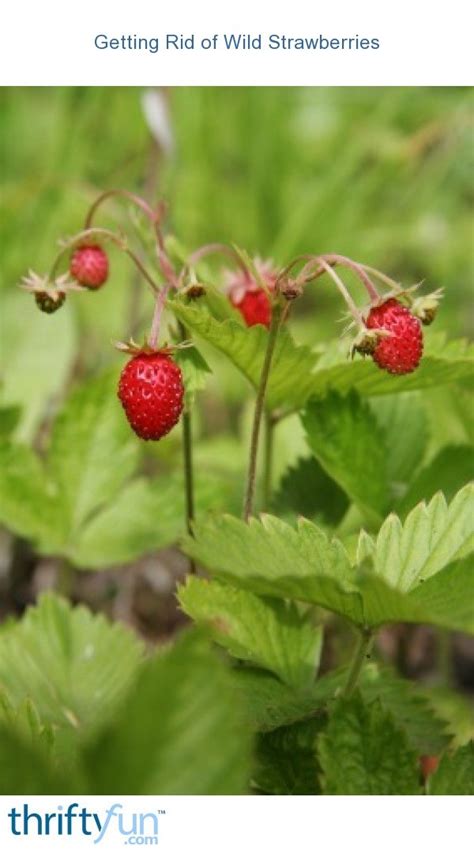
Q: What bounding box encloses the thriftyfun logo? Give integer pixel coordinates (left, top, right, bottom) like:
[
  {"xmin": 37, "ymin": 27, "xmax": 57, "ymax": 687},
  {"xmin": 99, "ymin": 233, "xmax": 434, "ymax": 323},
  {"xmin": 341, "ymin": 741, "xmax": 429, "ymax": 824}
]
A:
[{"xmin": 7, "ymin": 802, "xmax": 164, "ymax": 845}]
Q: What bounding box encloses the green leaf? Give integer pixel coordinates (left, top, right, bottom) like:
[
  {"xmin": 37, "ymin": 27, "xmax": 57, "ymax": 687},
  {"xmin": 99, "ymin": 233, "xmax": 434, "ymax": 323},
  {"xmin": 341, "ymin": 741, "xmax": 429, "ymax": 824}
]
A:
[
  {"xmin": 0, "ymin": 404, "xmax": 21, "ymax": 438},
  {"xmin": 184, "ymin": 513, "xmax": 364, "ymax": 625},
  {"xmin": 232, "ymin": 662, "xmax": 449, "ymax": 756},
  {"xmin": 0, "ymin": 726, "xmax": 69, "ymax": 794},
  {"xmin": 428, "ymin": 742, "xmax": 474, "ymax": 794},
  {"xmin": 231, "ymin": 668, "xmax": 339, "ymax": 733},
  {"xmin": 47, "ymin": 370, "xmax": 139, "ymax": 533},
  {"xmin": 84, "ymin": 630, "xmax": 252, "ymax": 794},
  {"xmin": 178, "ymin": 576, "xmax": 322, "ymax": 688},
  {"xmin": 0, "ymin": 440, "xmax": 64, "ymax": 551},
  {"xmin": 399, "ymin": 445, "xmax": 474, "ymax": 516},
  {"xmin": 185, "ymin": 487, "xmax": 474, "ymax": 632},
  {"xmin": 70, "ymin": 473, "xmax": 234, "ymax": 569},
  {"xmin": 363, "ymin": 484, "xmax": 474, "ymax": 593},
  {"xmin": 317, "ymin": 693, "xmax": 421, "ymax": 794},
  {"xmin": 406, "ymin": 558, "xmax": 474, "ymax": 634},
  {"xmin": 0, "ymin": 290, "xmax": 77, "ymax": 440},
  {"xmin": 370, "ymin": 392, "xmax": 428, "ymax": 486},
  {"xmin": 174, "ymin": 344, "xmax": 212, "ymax": 405},
  {"xmin": 302, "ymin": 391, "xmax": 388, "ymax": 519},
  {"xmin": 0, "ymin": 594, "xmax": 143, "ymax": 733},
  {"xmin": 358, "ymin": 666, "xmax": 449, "ymax": 754},
  {"xmin": 254, "ymin": 717, "xmax": 325, "ymax": 794},
  {"xmin": 169, "ymin": 298, "xmax": 320, "ymax": 411},
  {"xmin": 69, "ymin": 477, "xmax": 187, "ymax": 568},
  {"xmin": 273, "ymin": 455, "xmax": 348, "ymax": 525},
  {"xmin": 0, "ymin": 692, "xmax": 54, "ymax": 756}
]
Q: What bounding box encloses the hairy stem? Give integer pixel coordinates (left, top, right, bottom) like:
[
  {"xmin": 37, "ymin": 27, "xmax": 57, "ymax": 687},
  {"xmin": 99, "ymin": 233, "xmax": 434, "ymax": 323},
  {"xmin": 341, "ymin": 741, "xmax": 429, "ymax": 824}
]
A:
[
  {"xmin": 178, "ymin": 321, "xmax": 196, "ymax": 573},
  {"xmin": 316, "ymin": 259, "xmax": 365, "ymax": 326},
  {"xmin": 262, "ymin": 411, "xmax": 275, "ymax": 511},
  {"xmin": 84, "ymin": 188, "xmax": 165, "ymax": 241},
  {"xmin": 83, "ymin": 189, "xmax": 178, "ymax": 287},
  {"xmin": 243, "ymin": 302, "xmax": 284, "ymax": 521},
  {"xmin": 179, "ymin": 242, "xmax": 251, "ymax": 287},
  {"xmin": 148, "ymin": 285, "xmax": 170, "ymax": 348},
  {"xmin": 317, "ymin": 254, "xmax": 379, "ymax": 302},
  {"xmin": 342, "ymin": 629, "xmax": 374, "ymax": 697}
]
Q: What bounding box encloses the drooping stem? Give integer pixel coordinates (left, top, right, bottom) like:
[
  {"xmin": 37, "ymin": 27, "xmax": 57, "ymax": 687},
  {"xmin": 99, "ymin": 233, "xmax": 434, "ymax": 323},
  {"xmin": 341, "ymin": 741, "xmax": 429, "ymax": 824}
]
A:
[
  {"xmin": 50, "ymin": 227, "xmax": 160, "ymax": 295},
  {"xmin": 182, "ymin": 409, "xmax": 195, "ymax": 536},
  {"xmin": 342, "ymin": 628, "xmax": 374, "ymax": 697},
  {"xmin": 262, "ymin": 411, "xmax": 275, "ymax": 510},
  {"xmin": 243, "ymin": 302, "xmax": 285, "ymax": 521},
  {"xmin": 316, "ymin": 259, "xmax": 365, "ymax": 327},
  {"xmin": 359, "ymin": 264, "xmax": 404, "ymax": 292},
  {"xmin": 148, "ymin": 285, "xmax": 170, "ymax": 348},
  {"xmin": 179, "ymin": 242, "xmax": 252, "ymax": 288},
  {"xmin": 84, "ymin": 189, "xmax": 165, "ymax": 238},
  {"xmin": 84, "ymin": 189, "xmax": 178, "ymax": 288},
  {"xmin": 312, "ymin": 254, "xmax": 380, "ymax": 302}
]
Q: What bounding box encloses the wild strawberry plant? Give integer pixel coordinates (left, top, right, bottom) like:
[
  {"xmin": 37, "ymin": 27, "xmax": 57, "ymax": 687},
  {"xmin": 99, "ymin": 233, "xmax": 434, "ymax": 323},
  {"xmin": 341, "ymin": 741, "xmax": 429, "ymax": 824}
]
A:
[{"xmin": 0, "ymin": 188, "xmax": 473, "ymax": 795}]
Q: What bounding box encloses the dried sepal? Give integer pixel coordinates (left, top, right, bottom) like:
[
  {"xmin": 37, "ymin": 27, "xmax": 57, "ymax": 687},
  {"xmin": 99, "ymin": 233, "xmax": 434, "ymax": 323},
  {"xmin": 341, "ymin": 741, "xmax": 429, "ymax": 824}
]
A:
[
  {"xmin": 20, "ymin": 270, "xmax": 85, "ymax": 313},
  {"xmin": 114, "ymin": 337, "xmax": 194, "ymax": 356},
  {"xmin": 410, "ymin": 289, "xmax": 444, "ymax": 325},
  {"xmin": 350, "ymin": 327, "xmax": 392, "ymax": 359}
]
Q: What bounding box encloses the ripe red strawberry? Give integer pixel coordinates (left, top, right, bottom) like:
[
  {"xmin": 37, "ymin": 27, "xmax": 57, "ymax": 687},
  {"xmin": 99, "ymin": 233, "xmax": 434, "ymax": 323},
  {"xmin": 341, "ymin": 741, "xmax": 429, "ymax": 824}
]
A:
[
  {"xmin": 234, "ymin": 288, "xmax": 272, "ymax": 327},
  {"xmin": 117, "ymin": 352, "xmax": 184, "ymax": 441},
  {"xmin": 365, "ymin": 298, "xmax": 423, "ymax": 374},
  {"xmin": 227, "ymin": 261, "xmax": 276, "ymax": 328},
  {"xmin": 70, "ymin": 244, "xmax": 109, "ymax": 289}
]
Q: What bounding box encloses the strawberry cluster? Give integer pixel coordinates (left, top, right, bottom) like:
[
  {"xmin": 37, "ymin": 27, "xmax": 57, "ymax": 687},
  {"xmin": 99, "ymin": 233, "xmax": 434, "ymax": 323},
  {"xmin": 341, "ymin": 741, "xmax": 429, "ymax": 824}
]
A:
[{"xmin": 21, "ymin": 193, "xmax": 441, "ymax": 444}]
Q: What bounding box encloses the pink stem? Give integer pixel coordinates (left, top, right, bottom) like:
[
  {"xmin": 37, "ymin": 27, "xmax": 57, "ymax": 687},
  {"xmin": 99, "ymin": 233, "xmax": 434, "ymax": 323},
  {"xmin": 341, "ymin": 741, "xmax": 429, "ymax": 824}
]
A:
[
  {"xmin": 148, "ymin": 285, "xmax": 170, "ymax": 349},
  {"xmin": 179, "ymin": 243, "xmax": 252, "ymax": 287},
  {"xmin": 304, "ymin": 254, "xmax": 379, "ymax": 302},
  {"xmin": 315, "ymin": 259, "xmax": 364, "ymax": 326}
]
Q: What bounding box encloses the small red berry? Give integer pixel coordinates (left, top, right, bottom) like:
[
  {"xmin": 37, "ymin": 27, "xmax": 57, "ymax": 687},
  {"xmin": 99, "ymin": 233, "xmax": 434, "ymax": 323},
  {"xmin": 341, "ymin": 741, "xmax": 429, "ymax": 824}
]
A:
[
  {"xmin": 234, "ymin": 288, "xmax": 272, "ymax": 328},
  {"xmin": 366, "ymin": 298, "xmax": 423, "ymax": 375},
  {"xmin": 419, "ymin": 755, "xmax": 439, "ymax": 781},
  {"xmin": 117, "ymin": 352, "xmax": 184, "ymax": 441},
  {"xmin": 227, "ymin": 261, "xmax": 276, "ymax": 328},
  {"xmin": 70, "ymin": 244, "xmax": 109, "ymax": 289}
]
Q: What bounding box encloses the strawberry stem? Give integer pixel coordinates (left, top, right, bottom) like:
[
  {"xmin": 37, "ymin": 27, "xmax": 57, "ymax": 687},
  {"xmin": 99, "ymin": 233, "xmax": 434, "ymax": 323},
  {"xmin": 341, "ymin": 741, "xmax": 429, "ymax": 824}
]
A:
[
  {"xmin": 318, "ymin": 255, "xmax": 380, "ymax": 302},
  {"xmin": 315, "ymin": 259, "xmax": 366, "ymax": 327},
  {"xmin": 179, "ymin": 243, "xmax": 252, "ymax": 287},
  {"xmin": 177, "ymin": 320, "xmax": 196, "ymax": 574},
  {"xmin": 50, "ymin": 227, "xmax": 161, "ymax": 295},
  {"xmin": 84, "ymin": 189, "xmax": 178, "ymax": 289},
  {"xmin": 148, "ymin": 285, "xmax": 170, "ymax": 348},
  {"xmin": 243, "ymin": 300, "xmax": 286, "ymax": 521},
  {"xmin": 262, "ymin": 410, "xmax": 276, "ymax": 511}
]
